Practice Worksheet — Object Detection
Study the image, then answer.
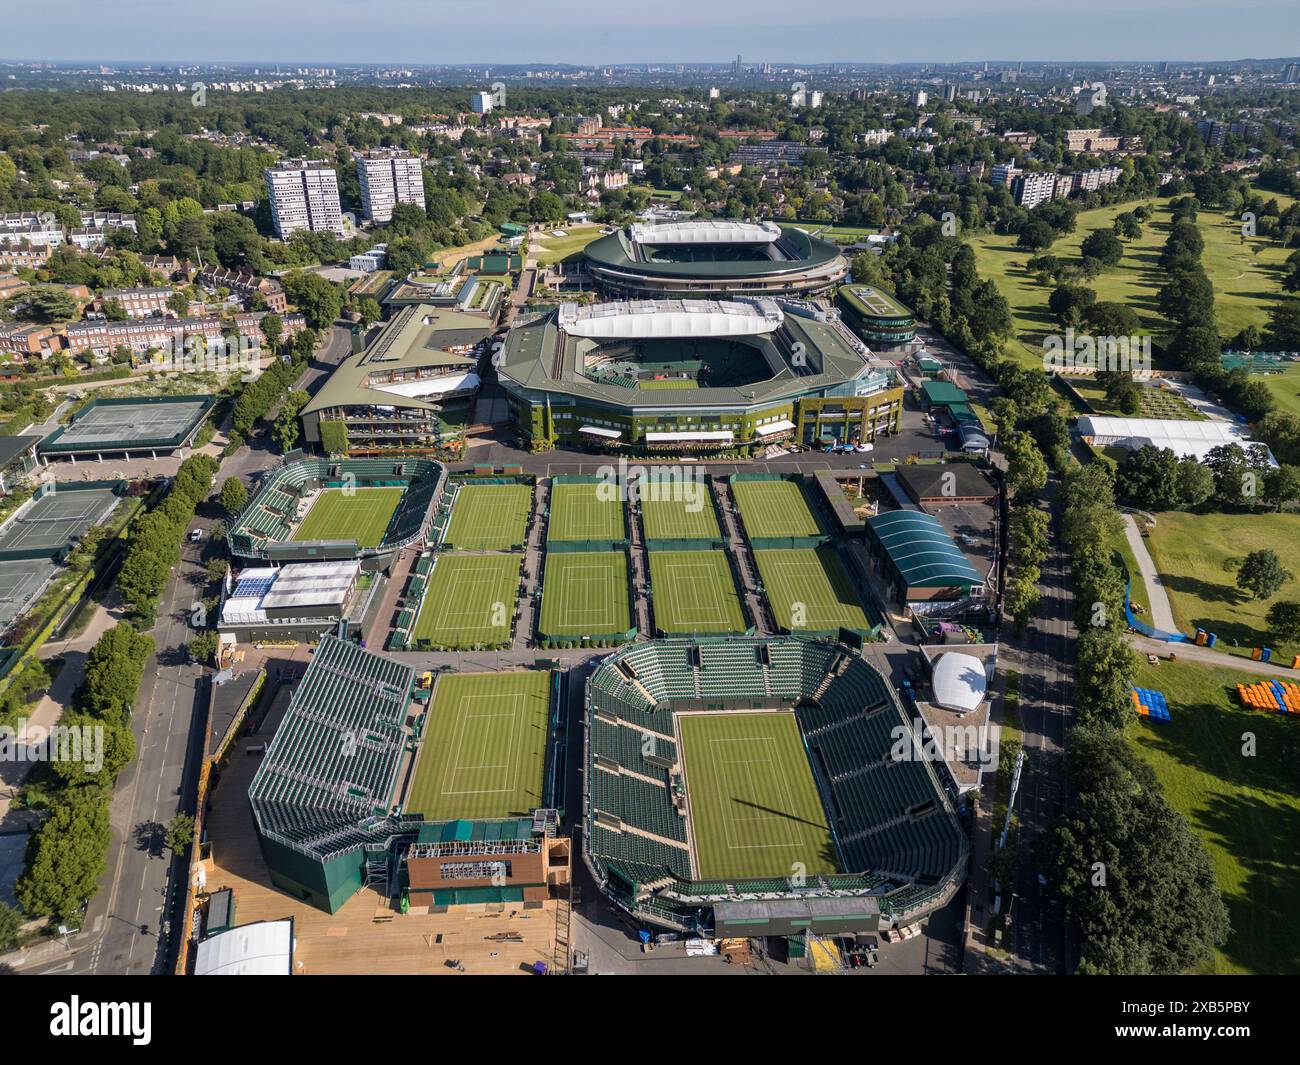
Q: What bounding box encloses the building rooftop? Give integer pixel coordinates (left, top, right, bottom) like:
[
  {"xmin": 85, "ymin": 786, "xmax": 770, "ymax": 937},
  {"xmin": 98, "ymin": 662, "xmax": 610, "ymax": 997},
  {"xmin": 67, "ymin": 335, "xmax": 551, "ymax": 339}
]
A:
[
  {"xmin": 248, "ymin": 636, "xmax": 415, "ymax": 861},
  {"xmin": 300, "ymin": 303, "xmax": 490, "ymax": 416},
  {"xmin": 499, "ymin": 298, "xmax": 885, "ymax": 411},
  {"xmin": 558, "ymin": 298, "xmax": 783, "ymax": 339},
  {"xmin": 627, "ymin": 219, "xmax": 782, "ymax": 245},
  {"xmin": 839, "ymin": 284, "xmax": 915, "ymax": 321},
  {"xmin": 867, "ymin": 510, "xmax": 983, "ymax": 588}
]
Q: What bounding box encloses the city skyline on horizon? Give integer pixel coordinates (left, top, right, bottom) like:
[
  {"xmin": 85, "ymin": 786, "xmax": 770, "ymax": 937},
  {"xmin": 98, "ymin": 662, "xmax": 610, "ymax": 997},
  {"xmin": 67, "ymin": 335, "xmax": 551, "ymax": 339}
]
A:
[{"xmin": 3, "ymin": 1, "xmax": 1299, "ymax": 68}]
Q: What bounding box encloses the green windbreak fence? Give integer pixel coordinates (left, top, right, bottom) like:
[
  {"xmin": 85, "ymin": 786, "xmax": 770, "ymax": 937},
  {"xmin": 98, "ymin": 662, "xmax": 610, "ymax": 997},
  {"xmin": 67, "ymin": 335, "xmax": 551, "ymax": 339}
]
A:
[{"xmin": 644, "ymin": 537, "xmax": 726, "ymax": 552}]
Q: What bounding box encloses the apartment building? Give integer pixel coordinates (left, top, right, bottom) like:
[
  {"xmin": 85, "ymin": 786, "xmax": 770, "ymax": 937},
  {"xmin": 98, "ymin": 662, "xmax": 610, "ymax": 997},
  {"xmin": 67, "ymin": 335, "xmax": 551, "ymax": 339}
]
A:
[
  {"xmin": 990, "ymin": 163, "xmax": 1021, "ymax": 187},
  {"xmin": 197, "ymin": 265, "xmax": 288, "ymax": 312},
  {"xmin": 98, "ymin": 286, "xmax": 173, "ymax": 319},
  {"xmin": 355, "ymin": 149, "xmax": 425, "ymax": 223},
  {"xmin": 1012, "ymin": 171, "xmax": 1059, "ymax": 209},
  {"xmin": 265, "ymin": 160, "xmax": 345, "ymax": 238},
  {"xmin": 1064, "ymin": 128, "xmax": 1121, "ymax": 153}
]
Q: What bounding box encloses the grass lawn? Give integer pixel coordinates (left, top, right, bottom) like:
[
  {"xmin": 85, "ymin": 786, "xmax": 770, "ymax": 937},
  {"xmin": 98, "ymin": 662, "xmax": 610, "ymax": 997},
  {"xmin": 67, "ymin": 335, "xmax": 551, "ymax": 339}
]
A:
[
  {"xmin": 538, "ymin": 550, "xmax": 632, "ymax": 639},
  {"xmin": 548, "ymin": 481, "xmax": 627, "ymax": 543},
  {"xmin": 649, "ymin": 549, "xmax": 747, "ymax": 634},
  {"xmin": 292, "ymin": 487, "xmax": 402, "ymax": 547},
  {"xmin": 755, "ymin": 545, "xmax": 875, "ymax": 634},
  {"xmin": 640, "ymin": 480, "xmax": 720, "ymax": 540},
  {"xmin": 731, "ymin": 478, "xmax": 822, "ymax": 539},
  {"xmin": 680, "ymin": 711, "xmax": 838, "ymax": 880},
  {"xmin": 407, "ymin": 670, "xmax": 552, "ymax": 821},
  {"xmin": 1130, "ymin": 658, "xmax": 1300, "ymax": 974},
  {"xmin": 638, "ymin": 378, "xmax": 699, "ymax": 390},
  {"xmin": 1261, "ymin": 364, "xmax": 1300, "ymax": 419},
  {"xmin": 1109, "ymin": 520, "xmax": 1150, "ymax": 618},
  {"xmin": 1146, "ymin": 510, "xmax": 1300, "ymax": 660},
  {"xmin": 443, "ymin": 483, "xmax": 532, "ymax": 550},
  {"xmin": 532, "ymin": 224, "xmax": 603, "ymax": 265},
  {"xmin": 1068, "ymin": 377, "xmax": 1205, "ymax": 420},
  {"xmin": 970, "ymin": 196, "xmax": 1293, "ymax": 369},
  {"xmin": 412, "ymin": 554, "xmax": 521, "ymax": 649}
]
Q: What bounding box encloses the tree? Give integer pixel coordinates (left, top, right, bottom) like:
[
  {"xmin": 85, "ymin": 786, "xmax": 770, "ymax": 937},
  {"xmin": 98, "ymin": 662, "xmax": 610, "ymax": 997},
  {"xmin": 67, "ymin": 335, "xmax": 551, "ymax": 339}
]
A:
[
  {"xmin": 1267, "ymin": 601, "xmax": 1300, "ymax": 643},
  {"xmin": 282, "ymin": 272, "xmax": 342, "ymax": 329},
  {"xmin": 1115, "ymin": 445, "xmax": 1182, "ymax": 509},
  {"xmin": 1004, "ymin": 431, "xmax": 1049, "ymax": 503},
  {"xmin": 1048, "ymin": 283, "xmax": 1097, "ymax": 328},
  {"xmin": 1264, "ymin": 464, "xmax": 1300, "ymax": 510},
  {"xmin": 1097, "ymin": 369, "xmax": 1141, "ymax": 415},
  {"xmin": 220, "ymin": 477, "xmax": 249, "ymax": 516},
  {"xmin": 1080, "ymin": 229, "xmax": 1124, "ymax": 268},
  {"xmin": 1036, "ymin": 724, "xmax": 1228, "ymax": 975},
  {"xmin": 1174, "ymin": 459, "xmax": 1214, "ymax": 509},
  {"xmin": 1087, "ymin": 302, "xmax": 1141, "ymax": 338},
  {"xmin": 16, "ymin": 786, "xmax": 112, "ymax": 921},
  {"xmin": 188, "ymin": 630, "xmax": 218, "ymax": 666},
  {"xmin": 0, "ymin": 899, "xmax": 21, "ymax": 951},
  {"xmin": 23, "ymin": 286, "xmax": 80, "ymax": 323},
  {"xmin": 356, "ymin": 296, "xmax": 382, "ymax": 326},
  {"xmin": 1017, "ymin": 217, "xmax": 1056, "ymax": 252},
  {"xmin": 1266, "ymin": 297, "xmax": 1300, "ymax": 351},
  {"xmin": 1236, "ymin": 549, "xmax": 1291, "ymax": 601},
  {"xmin": 1158, "ymin": 267, "xmax": 1216, "ymax": 329},
  {"xmin": 166, "ymin": 813, "xmax": 196, "ymax": 854},
  {"xmin": 260, "ymin": 312, "xmax": 283, "ymax": 350}
]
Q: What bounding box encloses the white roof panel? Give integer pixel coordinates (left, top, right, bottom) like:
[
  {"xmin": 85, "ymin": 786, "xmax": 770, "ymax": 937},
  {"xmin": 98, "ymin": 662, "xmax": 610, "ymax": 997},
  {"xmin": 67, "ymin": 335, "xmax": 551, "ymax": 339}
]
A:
[
  {"xmin": 932, "ymin": 652, "xmax": 987, "ymax": 713},
  {"xmin": 558, "ymin": 298, "xmax": 782, "ymax": 339},
  {"xmin": 1077, "ymin": 415, "xmax": 1276, "ymax": 464},
  {"xmin": 628, "ymin": 219, "xmax": 782, "ymax": 245},
  {"xmin": 195, "ymin": 920, "xmax": 293, "ymax": 976},
  {"xmin": 644, "ymin": 430, "xmax": 734, "ymax": 442}
]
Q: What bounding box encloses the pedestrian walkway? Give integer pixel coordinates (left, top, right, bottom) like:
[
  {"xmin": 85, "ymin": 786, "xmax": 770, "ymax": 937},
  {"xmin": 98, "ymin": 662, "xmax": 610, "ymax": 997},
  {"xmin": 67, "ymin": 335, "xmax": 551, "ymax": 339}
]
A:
[{"xmin": 1122, "ymin": 514, "xmax": 1179, "ymax": 634}]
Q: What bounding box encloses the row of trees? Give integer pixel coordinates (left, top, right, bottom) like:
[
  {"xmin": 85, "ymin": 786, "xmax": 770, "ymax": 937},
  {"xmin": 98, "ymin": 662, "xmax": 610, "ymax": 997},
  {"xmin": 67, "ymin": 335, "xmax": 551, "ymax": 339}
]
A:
[
  {"xmin": 1036, "ymin": 462, "xmax": 1230, "ymax": 973},
  {"xmin": 15, "ymin": 621, "xmax": 154, "ymax": 921},
  {"xmin": 230, "ymin": 327, "xmax": 316, "ymax": 446},
  {"xmin": 116, "ymin": 452, "xmax": 220, "ymax": 629}
]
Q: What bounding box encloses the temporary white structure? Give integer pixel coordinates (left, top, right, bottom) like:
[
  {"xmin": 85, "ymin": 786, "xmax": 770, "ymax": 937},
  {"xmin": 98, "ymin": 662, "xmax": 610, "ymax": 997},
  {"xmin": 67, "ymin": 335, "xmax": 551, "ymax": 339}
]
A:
[
  {"xmin": 931, "ymin": 652, "xmax": 988, "ymax": 713},
  {"xmin": 1077, "ymin": 415, "xmax": 1276, "ymax": 465}
]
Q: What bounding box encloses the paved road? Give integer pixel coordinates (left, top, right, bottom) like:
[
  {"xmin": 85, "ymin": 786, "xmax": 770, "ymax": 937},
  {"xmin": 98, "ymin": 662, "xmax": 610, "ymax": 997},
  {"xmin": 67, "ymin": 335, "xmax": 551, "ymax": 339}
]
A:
[
  {"xmin": 1123, "ymin": 513, "xmax": 1178, "ymax": 633},
  {"xmin": 1002, "ymin": 482, "xmax": 1075, "ymax": 974},
  {"xmin": 15, "ymin": 325, "xmax": 350, "ymax": 976}
]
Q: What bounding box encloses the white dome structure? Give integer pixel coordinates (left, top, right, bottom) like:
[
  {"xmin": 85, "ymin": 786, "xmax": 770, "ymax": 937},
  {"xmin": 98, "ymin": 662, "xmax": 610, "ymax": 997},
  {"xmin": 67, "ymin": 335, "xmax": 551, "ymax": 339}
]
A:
[{"xmin": 931, "ymin": 652, "xmax": 987, "ymax": 713}]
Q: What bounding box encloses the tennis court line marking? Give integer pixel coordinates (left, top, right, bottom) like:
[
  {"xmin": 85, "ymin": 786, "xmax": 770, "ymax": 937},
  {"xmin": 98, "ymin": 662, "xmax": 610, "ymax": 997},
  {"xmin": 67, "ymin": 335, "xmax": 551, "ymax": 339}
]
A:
[{"xmin": 705, "ymin": 735, "xmax": 803, "ymax": 852}]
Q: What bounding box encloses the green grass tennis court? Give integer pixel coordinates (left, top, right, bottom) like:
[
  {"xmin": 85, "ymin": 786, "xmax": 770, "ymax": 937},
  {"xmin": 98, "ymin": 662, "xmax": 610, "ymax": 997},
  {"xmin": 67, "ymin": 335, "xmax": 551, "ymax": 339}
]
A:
[
  {"xmin": 679, "ymin": 711, "xmax": 838, "ymax": 880},
  {"xmin": 406, "ymin": 670, "xmax": 552, "ymax": 821},
  {"xmin": 292, "ymin": 487, "xmax": 403, "ymax": 547},
  {"xmin": 412, "ymin": 554, "xmax": 521, "ymax": 648},
  {"xmin": 639, "ymin": 378, "xmax": 699, "ymax": 390},
  {"xmin": 755, "ymin": 545, "xmax": 873, "ymax": 633},
  {"xmin": 640, "ymin": 479, "xmax": 720, "ymax": 540},
  {"xmin": 548, "ymin": 481, "xmax": 627, "ymax": 543},
  {"xmin": 650, "ymin": 549, "xmax": 747, "ymax": 634},
  {"xmin": 731, "ymin": 479, "xmax": 822, "ymax": 539},
  {"xmin": 442, "ymin": 483, "xmax": 533, "ymax": 550},
  {"xmin": 538, "ymin": 551, "xmax": 631, "ymax": 638}
]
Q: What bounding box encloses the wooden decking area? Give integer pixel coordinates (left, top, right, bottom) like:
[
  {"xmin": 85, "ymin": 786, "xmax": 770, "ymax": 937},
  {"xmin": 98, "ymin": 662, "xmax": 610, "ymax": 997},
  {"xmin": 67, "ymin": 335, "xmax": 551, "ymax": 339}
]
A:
[{"xmin": 195, "ymin": 724, "xmax": 558, "ymax": 975}]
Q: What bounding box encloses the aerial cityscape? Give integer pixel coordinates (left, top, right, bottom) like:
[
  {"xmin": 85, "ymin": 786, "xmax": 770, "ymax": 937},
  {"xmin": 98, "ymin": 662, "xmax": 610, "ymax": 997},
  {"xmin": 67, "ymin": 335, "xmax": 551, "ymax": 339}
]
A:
[{"xmin": 0, "ymin": 0, "xmax": 1296, "ymax": 1030}]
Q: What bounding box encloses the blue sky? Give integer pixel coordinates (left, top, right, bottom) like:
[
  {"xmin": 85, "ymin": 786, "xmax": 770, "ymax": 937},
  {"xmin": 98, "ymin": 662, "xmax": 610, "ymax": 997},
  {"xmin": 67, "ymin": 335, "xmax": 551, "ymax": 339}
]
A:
[{"xmin": 4, "ymin": 0, "xmax": 1299, "ymax": 65}]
